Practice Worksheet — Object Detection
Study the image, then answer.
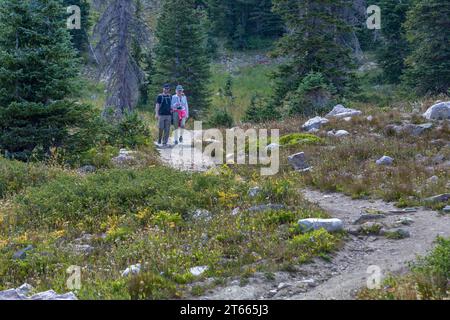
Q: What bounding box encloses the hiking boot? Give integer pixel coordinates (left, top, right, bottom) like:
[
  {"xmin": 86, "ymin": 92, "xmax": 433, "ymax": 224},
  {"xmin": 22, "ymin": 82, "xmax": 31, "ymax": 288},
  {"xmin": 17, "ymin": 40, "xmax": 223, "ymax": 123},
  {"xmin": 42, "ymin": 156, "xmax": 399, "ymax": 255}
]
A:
[
  {"xmin": 179, "ymin": 136, "xmax": 183, "ymax": 143},
  {"xmin": 174, "ymin": 140, "xmax": 179, "ymax": 145}
]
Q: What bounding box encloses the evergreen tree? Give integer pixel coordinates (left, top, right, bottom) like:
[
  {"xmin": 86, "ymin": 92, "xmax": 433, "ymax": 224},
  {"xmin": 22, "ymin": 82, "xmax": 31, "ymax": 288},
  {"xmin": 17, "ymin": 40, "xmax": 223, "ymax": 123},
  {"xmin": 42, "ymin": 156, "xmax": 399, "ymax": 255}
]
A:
[
  {"xmin": 0, "ymin": 0, "xmax": 83, "ymax": 160},
  {"xmin": 403, "ymin": 0, "xmax": 450, "ymax": 94},
  {"xmin": 206, "ymin": 0, "xmax": 283, "ymax": 49},
  {"xmin": 151, "ymin": 0, "xmax": 211, "ymax": 113},
  {"xmin": 375, "ymin": 0, "xmax": 411, "ymax": 84},
  {"xmin": 0, "ymin": 0, "xmax": 79, "ymax": 105},
  {"xmin": 269, "ymin": 0, "xmax": 356, "ymax": 115}
]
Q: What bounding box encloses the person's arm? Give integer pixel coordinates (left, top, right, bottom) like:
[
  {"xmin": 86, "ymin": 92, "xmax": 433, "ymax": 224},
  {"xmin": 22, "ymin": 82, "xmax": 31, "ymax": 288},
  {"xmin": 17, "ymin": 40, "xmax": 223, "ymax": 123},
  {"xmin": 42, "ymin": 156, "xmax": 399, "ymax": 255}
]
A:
[
  {"xmin": 171, "ymin": 95, "xmax": 177, "ymax": 110},
  {"xmin": 155, "ymin": 95, "xmax": 161, "ymax": 118},
  {"xmin": 185, "ymin": 96, "xmax": 189, "ymax": 119}
]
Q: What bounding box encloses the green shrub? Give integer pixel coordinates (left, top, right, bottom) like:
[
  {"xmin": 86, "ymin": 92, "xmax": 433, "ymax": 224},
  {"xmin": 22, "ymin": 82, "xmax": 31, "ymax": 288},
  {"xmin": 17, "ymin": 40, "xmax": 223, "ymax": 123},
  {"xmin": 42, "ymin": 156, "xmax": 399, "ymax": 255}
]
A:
[
  {"xmin": 207, "ymin": 109, "xmax": 234, "ymax": 128},
  {"xmin": 283, "ymin": 72, "xmax": 335, "ymax": 117},
  {"xmin": 279, "ymin": 133, "xmax": 324, "ymax": 147},
  {"xmin": 0, "ymin": 101, "xmax": 96, "ymax": 161},
  {"xmin": 289, "ymin": 229, "xmax": 337, "ymax": 256}
]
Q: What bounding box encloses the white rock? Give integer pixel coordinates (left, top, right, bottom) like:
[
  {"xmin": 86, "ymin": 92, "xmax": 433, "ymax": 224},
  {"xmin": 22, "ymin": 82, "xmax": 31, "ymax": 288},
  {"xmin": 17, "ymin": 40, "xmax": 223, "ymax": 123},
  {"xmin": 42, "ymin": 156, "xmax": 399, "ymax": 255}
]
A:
[
  {"xmin": 335, "ymin": 130, "xmax": 350, "ymax": 137},
  {"xmin": 367, "ymin": 115, "xmax": 374, "ymax": 121},
  {"xmin": 265, "ymin": 143, "xmax": 280, "ymax": 151},
  {"xmin": 298, "ymin": 218, "xmax": 344, "ymax": 233},
  {"xmin": 376, "ymin": 155, "xmax": 394, "ymax": 166},
  {"xmin": 326, "ymin": 105, "xmax": 362, "ymax": 118},
  {"xmin": 302, "ymin": 116, "xmax": 329, "ymax": 131},
  {"xmin": 190, "ymin": 266, "xmax": 208, "ymax": 276},
  {"xmin": 423, "ymin": 102, "xmax": 450, "ymax": 120},
  {"xmin": 121, "ymin": 263, "xmax": 141, "ymax": 277}
]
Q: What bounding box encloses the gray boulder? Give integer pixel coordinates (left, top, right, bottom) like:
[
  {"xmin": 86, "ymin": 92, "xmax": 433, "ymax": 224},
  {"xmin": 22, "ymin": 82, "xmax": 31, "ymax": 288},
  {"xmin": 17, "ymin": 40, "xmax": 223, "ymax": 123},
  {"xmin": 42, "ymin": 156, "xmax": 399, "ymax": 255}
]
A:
[
  {"xmin": 423, "ymin": 102, "xmax": 450, "ymax": 120},
  {"xmin": 424, "ymin": 193, "xmax": 450, "ymax": 204},
  {"xmin": 376, "ymin": 156, "xmax": 394, "ymax": 166},
  {"xmin": 0, "ymin": 284, "xmax": 77, "ymax": 300},
  {"xmin": 301, "ymin": 116, "xmax": 329, "ymax": 131},
  {"xmin": 288, "ymin": 152, "xmax": 310, "ymax": 171},
  {"xmin": 443, "ymin": 206, "xmax": 450, "ymax": 213},
  {"xmin": 326, "ymin": 104, "xmax": 362, "ymax": 118},
  {"xmin": 298, "ymin": 218, "xmax": 344, "ymax": 233},
  {"xmin": 385, "ymin": 123, "xmax": 433, "ymax": 136}
]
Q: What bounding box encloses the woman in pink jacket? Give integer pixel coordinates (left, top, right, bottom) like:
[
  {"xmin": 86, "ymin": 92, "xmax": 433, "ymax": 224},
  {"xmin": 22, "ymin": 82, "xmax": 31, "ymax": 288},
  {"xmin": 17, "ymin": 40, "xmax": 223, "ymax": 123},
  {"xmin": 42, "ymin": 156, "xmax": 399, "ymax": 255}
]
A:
[{"xmin": 171, "ymin": 85, "xmax": 189, "ymax": 145}]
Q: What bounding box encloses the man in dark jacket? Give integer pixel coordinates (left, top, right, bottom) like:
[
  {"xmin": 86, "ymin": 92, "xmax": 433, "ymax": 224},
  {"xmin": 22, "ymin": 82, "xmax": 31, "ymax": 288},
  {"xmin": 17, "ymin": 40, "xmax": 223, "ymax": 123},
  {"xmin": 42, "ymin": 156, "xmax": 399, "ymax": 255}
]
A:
[{"xmin": 155, "ymin": 84, "xmax": 172, "ymax": 147}]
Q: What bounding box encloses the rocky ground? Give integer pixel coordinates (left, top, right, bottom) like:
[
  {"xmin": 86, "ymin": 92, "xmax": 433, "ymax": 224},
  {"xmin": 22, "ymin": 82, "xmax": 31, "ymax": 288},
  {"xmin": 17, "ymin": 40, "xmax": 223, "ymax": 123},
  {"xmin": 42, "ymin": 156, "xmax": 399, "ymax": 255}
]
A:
[{"xmin": 188, "ymin": 190, "xmax": 449, "ymax": 300}]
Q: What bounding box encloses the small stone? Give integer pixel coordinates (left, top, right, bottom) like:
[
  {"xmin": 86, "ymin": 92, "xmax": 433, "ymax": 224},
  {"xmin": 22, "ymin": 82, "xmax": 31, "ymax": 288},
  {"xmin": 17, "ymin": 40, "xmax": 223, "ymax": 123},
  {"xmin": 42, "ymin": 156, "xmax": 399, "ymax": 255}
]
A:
[
  {"xmin": 248, "ymin": 187, "xmax": 262, "ymax": 198},
  {"xmin": 121, "ymin": 264, "xmax": 141, "ymax": 277},
  {"xmin": 12, "ymin": 245, "xmax": 34, "ymax": 260},
  {"xmin": 366, "ymin": 115, "xmax": 374, "ymax": 121},
  {"xmin": 231, "ymin": 207, "xmax": 240, "ymax": 216},
  {"xmin": 395, "ymin": 217, "xmax": 414, "ymax": 226},
  {"xmin": 298, "ymin": 218, "xmax": 344, "ymax": 233},
  {"xmin": 265, "ymin": 143, "xmax": 280, "ymax": 151},
  {"xmin": 192, "ymin": 209, "xmax": 212, "ymax": 221},
  {"xmin": 190, "ymin": 266, "xmax": 208, "ymax": 276},
  {"xmin": 426, "ymin": 176, "xmax": 439, "ymax": 184},
  {"xmin": 442, "ymin": 206, "xmax": 450, "ymax": 213},
  {"xmin": 334, "ymin": 130, "xmax": 350, "ymax": 137},
  {"xmin": 77, "ymin": 165, "xmax": 96, "ymax": 174},
  {"xmin": 376, "ymin": 156, "xmax": 394, "ymax": 166}
]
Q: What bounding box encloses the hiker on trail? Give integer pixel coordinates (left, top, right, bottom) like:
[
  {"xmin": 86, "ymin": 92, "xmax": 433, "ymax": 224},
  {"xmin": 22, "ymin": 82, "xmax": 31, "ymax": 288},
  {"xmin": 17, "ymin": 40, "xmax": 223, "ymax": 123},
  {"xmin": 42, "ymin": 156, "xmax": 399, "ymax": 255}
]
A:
[
  {"xmin": 155, "ymin": 84, "xmax": 172, "ymax": 147},
  {"xmin": 171, "ymin": 85, "xmax": 189, "ymax": 145}
]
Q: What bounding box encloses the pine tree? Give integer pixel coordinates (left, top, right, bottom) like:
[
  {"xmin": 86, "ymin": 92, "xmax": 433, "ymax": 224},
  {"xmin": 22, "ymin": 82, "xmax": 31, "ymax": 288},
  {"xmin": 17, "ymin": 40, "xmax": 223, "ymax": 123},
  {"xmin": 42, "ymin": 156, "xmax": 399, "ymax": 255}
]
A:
[
  {"xmin": 270, "ymin": 0, "xmax": 356, "ymax": 107},
  {"xmin": 376, "ymin": 0, "xmax": 411, "ymax": 84},
  {"xmin": 206, "ymin": 0, "xmax": 283, "ymax": 49},
  {"xmin": 403, "ymin": 0, "xmax": 450, "ymax": 94},
  {"xmin": 0, "ymin": 0, "xmax": 84, "ymax": 160},
  {"xmin": 151, "ymin": 0, "xmax": 211, "ymax": 113},
  {"xmin": 0, "ymin": 0, "xmax": 79, "ymax": 105}
]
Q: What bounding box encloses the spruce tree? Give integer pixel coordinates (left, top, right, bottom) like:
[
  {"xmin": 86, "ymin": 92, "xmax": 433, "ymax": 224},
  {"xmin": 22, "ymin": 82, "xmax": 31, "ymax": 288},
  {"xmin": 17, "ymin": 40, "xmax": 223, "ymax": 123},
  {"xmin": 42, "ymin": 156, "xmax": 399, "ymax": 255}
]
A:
[
  {"xmin": 403, "ymin": 0, "xmax": 450, "ymax": 94},
  {"xmin": 0, "ymin": 0, "xmax": 83, "ymax": 160},
  {"xmin": 151, "ymin": 0, "xmax": 211, "ymax": 113},
  {"xmin": 0, "ymin": 0, "xmax": 79, "ymax": 105},
  {"xmin": 270, "ymin": 0, "xmax": 357, "ymax": 110},
  {"xmin": 376, "ymin": 0, "xmax": 411, "ymax": 84}
]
